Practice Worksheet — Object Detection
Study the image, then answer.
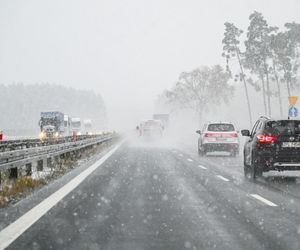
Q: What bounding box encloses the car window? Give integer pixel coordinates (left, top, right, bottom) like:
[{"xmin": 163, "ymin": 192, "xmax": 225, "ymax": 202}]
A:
[
  {"xmin": 207, "ymin": 123, "xmax": 235, "ymax": 132},
  {"xmin": 265, "ymin": 120, "xmax": 300, "ymax": 136},
  {"xmin": 250, "ymin": 120, "xmax": 260, "ymax": 136}
]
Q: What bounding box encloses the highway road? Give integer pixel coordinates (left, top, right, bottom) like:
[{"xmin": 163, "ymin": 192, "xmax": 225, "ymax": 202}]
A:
[{"xmin": 1, "ymin": 138, "xmax": 300, "ymax": 250}]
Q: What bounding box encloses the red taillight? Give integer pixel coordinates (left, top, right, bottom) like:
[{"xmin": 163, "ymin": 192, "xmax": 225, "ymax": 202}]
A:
[
  {"xmin": 256, "ymin": 134, "xmax": 277, "ymax": 144},
  {"xmin": 204, "ymin": 132, "xmax": 215, "ymax": 137},
  {"xmin": 204, "ymin": 132, "xmax": 238, "ymax": 137},
  {"xmin": 227, "ymin": 133, "xmax": 238, "ymax": 137}
]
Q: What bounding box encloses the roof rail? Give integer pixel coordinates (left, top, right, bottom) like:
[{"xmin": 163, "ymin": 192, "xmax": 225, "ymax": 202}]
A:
[{"xmin": 259, "ymin": 115, "xmax": 270, "ymax": 120}]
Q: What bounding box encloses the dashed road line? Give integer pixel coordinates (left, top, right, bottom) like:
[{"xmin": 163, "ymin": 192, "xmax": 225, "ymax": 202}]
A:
[
  {"xmin": 216, "ymin": 175, "xmax": 230, "ymax": 182},
  {"xmin": 178, "ymin": 154, "xmax": 183, "ymax": 157},
  {"xmin": 187, "ymin": 158, "xmax": 193, "ymax": 162},
  {"xmin": 250, "ymin": 194, "xmax": 278, "ymax": 207},
  {"xmin": 198, "ymin": 165, "xmax": 207, "ymax": 170}
]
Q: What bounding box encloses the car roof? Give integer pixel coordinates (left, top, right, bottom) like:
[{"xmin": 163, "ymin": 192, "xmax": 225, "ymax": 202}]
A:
[
  {"xmin": 259, "ymin": 116, "xmax": 300, "ymax": 122},
  {"xmin": 206, "ymin": 121, "xmax": 234, "ymax": 125}
]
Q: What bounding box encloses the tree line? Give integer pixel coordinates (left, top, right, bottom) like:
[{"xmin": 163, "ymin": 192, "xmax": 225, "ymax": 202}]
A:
[
  {"xmin": 0, "ymin": 83, "xmax": 107, "ymax": 135},
  {"xmin": 223, "ymin": 11, "xmax": 300, "ymax": 125},
  {"xmin": 161, "ymin": 11, "xmax": 300, "ymax": 126}
]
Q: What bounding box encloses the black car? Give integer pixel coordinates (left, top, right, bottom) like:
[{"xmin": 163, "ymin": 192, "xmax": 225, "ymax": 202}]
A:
[{"xmin": 242, "ymin": 116, "xmax": 300, "ymax": 180}]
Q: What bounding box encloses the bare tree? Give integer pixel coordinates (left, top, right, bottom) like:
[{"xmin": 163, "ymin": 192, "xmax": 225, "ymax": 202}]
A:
[
  {"xmin": 165, "ymin": 65, "xmax": 233, "ymax": 124},
  {"xmin": 222, "ymin": 22, "xmax": 253, "ymax": 126}
]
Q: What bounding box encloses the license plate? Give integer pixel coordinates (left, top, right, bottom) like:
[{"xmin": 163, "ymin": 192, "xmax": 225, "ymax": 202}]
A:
[
  {"xmin": 216, "ymin": 137, "xmax": 227, "ymax": 141},
  {"xmin": 282, "ymin": 142, "xmax": 300, "ymax": 148}
]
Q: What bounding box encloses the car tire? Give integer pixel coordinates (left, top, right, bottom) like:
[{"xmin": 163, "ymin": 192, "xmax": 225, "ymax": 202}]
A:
[
  {"xmin": 198, "ymin": 145, "xmax": 206, "ymax": 156},
  {"xmin": 231, "ymin": 150, "xmax": 238, "ymax": 157},
  {"xmin": 244, "ymin": 151, "xmax": 262, "ymax": 181},
  {"xmin": 244, "ymin": 164, "xmax": 256, "ymax": 181},
  {"xmin": 198, "ymin": 147, "xmax": 204, "ymax": 156}
]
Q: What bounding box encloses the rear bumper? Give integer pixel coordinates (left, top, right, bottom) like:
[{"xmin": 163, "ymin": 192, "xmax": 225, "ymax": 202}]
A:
[
  {"xmin": 267, "ymin": 163, "xmax": 300, "ymax": 171},
  {"xmin": 203, "ymin": 143, "xmax": 239, "ymax": 152},
  {"xmin": 256, "ymin": 149, "xmax": 300, "ymax": 171}
]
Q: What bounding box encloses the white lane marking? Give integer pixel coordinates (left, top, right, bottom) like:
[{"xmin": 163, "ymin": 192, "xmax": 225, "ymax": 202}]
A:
[
  {"xmin": 187, "ymin": 158, "xmax": 193, "ymax": 162},
  {"xmin": 216, "ymin": 175, "xmax": 230, "ymax": 182},
  {"xmin": 198, "ymin": 165, "xmax": 207, "ymax": 170},
  {"xmin": 250, "ymin": 194, "xmax": 278, "ymax": 207},
  {"xmin": 179, "ymin": 154, "xmax": 183, "ymax": 157},
  {"xmin": 0, "ymin": 141, "xmax": 124, "ymax": 250}
]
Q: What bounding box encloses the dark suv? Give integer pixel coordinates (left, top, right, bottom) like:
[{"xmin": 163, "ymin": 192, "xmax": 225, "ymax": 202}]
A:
[{"xmin": 242, "ymin": 116, "xmax": 300, "ymax": 180}]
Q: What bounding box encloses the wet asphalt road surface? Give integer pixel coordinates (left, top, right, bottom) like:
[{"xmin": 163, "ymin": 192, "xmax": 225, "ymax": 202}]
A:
[{"xmin": 3, "ymin": 139, "xmax": 300, "ymax": 250}]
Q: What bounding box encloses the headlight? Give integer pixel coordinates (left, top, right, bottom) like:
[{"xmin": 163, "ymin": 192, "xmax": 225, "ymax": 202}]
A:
[
  {"xmin": 54, "ymin": 132, "xmax": 59, "ymax": 138},
  {"xmin": 39, "ymin": 132, "xmax": 46, "ymax": 139},
  {"xmin": 77, "ymin": 132, "xmax": 82, "ymax": 136}
]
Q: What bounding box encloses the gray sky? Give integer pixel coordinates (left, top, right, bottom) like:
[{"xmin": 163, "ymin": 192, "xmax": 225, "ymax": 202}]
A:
[{"xmin": 0, "ymin": 0, "xmax": 300, "ymax": 129}]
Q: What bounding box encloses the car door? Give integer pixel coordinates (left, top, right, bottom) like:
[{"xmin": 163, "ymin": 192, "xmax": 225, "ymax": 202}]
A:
[{"xmin": 244, "ymin": 120, "xmax": 260, "ymax": 165}]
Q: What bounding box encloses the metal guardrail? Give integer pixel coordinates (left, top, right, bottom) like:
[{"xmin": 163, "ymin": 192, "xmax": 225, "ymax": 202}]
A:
[
  {"xmin": 0, "ymin": 134, "xmax": 116, "ymax": 171},
  {"xmin": 0, "ymin": 134, "xmax": 111, "ymax": 152}
]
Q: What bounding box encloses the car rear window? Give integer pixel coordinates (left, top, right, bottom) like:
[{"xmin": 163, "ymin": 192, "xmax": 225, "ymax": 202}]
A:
[
  {"xmin": 265, "ymin": 120, "xmax": 300, "ymax": 135},
  {"xmin": 207, "ymin": 123, "xmax": 235, "ymax": 132},
  {"xmin": 144, "ymin": 120, "xmax": 161, "ymax": 129}
]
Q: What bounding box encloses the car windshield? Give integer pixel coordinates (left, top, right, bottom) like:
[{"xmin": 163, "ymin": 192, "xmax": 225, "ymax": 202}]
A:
[
  {"xmin": 1, "ymin": 1, "xmax": 300, "ymax": 249},
  {"xmin": 208, "ymin": 123, "xmax": 235, "ymax": 132},
  {"xmin": 266, "ymin": 120, "xmax": 300, "ymax": 135}
]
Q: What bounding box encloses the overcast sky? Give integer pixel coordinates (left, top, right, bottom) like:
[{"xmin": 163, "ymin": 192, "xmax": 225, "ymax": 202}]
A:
[{"xmin": 0, "ymin": 0, "xmax": 300, "ymax": 129}]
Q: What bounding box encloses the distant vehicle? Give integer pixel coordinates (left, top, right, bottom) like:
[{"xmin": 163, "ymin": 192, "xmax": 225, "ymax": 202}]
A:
[
  {"xmin": 196, "ymin": 122, "xmax": 239, "ymax": 156},
  {"xmin": 152, "ymin": 114, "xmax": 169, "ymax": 128},
  {"xmin": 39, "ymin": 111, "xmax": 64, "ymax": 140},
  {"xmin": 141, "ymin": 119, "xmax": 164, "ymax": 137},
  {"xmin": 71, "ymin": 117, "xmax": 82, "ymax": 136},
  {"xmin": 64, "ymin": 115, "xmax": 71, "ymax": 136},
  {"xmin": 242, "ymin": 116, "xmax": 300, "ymax": 180},
  {"xmin": 83, "ymin": 119, "xmax": 93, "ymax": 135}
]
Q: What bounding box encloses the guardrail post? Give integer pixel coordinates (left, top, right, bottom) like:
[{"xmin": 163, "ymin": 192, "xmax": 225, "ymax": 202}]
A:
[
  {"xmin": 37, "ymin": 160, "xmax": 43, "ymax": 171},
  {"xmin": 25, "ymin": 163, "xmax": 32, "ymax": 176},
  {"xmin": 47, "ymin": 158, "xmax": 52, "ymax": 168},
  {"xmin": 9, "ymin": 167, "xmax": 18, "ymax": 179}
]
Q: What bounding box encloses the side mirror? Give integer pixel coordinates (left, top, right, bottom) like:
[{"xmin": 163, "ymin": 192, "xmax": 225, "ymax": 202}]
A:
[
  {"xmin": 241, "ymin": 129, "xmax": 250, "ymax": 137},
  {"xmin": 196, "ymin": 130, "xmax": 201, "ymax": 134}
]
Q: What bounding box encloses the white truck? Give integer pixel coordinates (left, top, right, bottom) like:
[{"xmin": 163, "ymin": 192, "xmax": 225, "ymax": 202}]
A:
[
  {"xmin": 83, "ymin": 119, "xmax": 93, "ymax": 135},
  {"xmin": 63, "ymin": 115, "xmax": 71, "ymax": 136},
  {"xmin": 70, "ymin": 117, "xmax": 82, "ymax": 136}
]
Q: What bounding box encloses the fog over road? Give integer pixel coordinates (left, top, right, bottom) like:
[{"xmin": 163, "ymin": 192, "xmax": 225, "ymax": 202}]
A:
[{"xmin": 2, "ymin": 138, "xmax": 300, "ymax": 250}]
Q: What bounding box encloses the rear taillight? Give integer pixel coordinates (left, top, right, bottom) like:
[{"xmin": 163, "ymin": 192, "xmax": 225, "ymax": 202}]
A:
[
  {"xmin": 256, "ymin": 134, "xmax": 277, "ymax": 144},
  {"xmin": 227, "ymin": 133, "xmax": 238, "ymax": 137},
  {"xmin": 204, "ymin": 132, "xmax": 216, "ymax": 137},
  {"xmin": 204, "ymin": 132, "xmax": 238, "ymax": 137}
]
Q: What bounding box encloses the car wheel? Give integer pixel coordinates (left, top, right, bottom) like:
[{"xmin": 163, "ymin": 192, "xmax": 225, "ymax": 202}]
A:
[
  {"xmin": 198, "ymin": 145, "xmax": 206, "ymax": 156},
  {"xmin": 230, "ymin": 150, "xmax": 238, "ymax": 157},
  {"xmin": 244, "ymin": 164, "xmax": 255, "ymax": 181},
  {"xmin": 244, "ymin": 151, "xmax": 261, "ymax": 181},
  {"xmin": 198, "ymin": 147, "xmax": 204, "ymax": 156}
]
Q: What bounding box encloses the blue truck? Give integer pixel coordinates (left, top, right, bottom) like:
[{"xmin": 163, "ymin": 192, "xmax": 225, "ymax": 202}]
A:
[{"xmin": 39, "ymin": 111, "xmax": 65, "ymax": 139}]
